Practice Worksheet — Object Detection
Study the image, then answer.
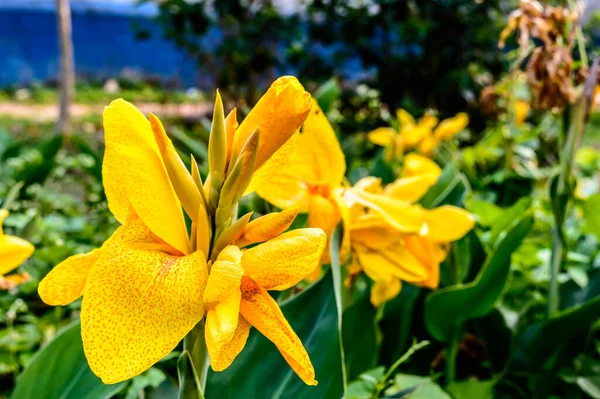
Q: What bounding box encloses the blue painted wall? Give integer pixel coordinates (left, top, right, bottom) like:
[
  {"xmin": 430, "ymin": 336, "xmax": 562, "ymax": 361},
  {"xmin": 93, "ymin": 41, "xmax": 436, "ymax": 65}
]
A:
[{"xmin": 0, "ymin": 8, "xmax": 197, "ymax": 87}]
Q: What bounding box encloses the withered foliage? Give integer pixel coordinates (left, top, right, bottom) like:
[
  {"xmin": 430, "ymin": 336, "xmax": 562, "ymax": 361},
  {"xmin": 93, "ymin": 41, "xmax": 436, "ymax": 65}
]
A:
[{"xmin": 499, "ymin": 0, "xmax": 581, "ymax": 110}]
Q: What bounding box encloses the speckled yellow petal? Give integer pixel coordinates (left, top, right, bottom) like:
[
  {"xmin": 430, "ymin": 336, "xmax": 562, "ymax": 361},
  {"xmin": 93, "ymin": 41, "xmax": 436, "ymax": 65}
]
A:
[
  {"xmin": 396, "ymin": 109, "xmax": 415, "ymax": 128},
  {"xmin": 237, "ymin": 208, "xmax": 299, "ymax": 247},
  {"xmin": 370, "ymin": 279, "xmax": 401, "ymax": 307},
  {"xmin": 38, "ymin": 249, "xmax": 100, "ymax": 306},
  {"xmin": 242, "ymin": 228, "xmax": 326, "ymax": 291},
  {"xmin": 424, "ymin": 206, "xmax": 475, "ymax": 243},
  {"xmin": 402, "ymin": 153, "xmax": 442, "ymax": 177},
  {"xmin": 207, "ymin": 313, "xmax": 250, "ymax": 371},
  {"xmin": 368, "ymin": 127, "xmax": 396, "ymax": 147},
  {"xmin": 0, "ymin": 234, "xmax": 34, "ymax": 275},
  {"xmin": 102, "ymin": 99, "xmax": 189, "ymax": 254},
  {"xmin": 240, "ymin": 277, "xmax": 316, "ymax": 385},
  {"xmin": 204, "ymin": 245, "xmax": 244, "ymax": 306},
  {"xmin": 81, "ymin": 234, "xmax": 207, "ymax": 383},
  {"xmin": 384, "ymin": 174, "xmax": 440, "ymax": 203},
  {"xmin": 234, "ymin": 76, "xmax": 311, "ymax": 170},
  {"xmin": 355, "ymin": 243, "xmax": 428, "ymax": 284},
  {"xmin": 433, "ymin": 112, "xmax": 469, "ymax": 141},
  {"xmin": 205, "ymin": 287, "xmax": 243, "ymax": 370}
]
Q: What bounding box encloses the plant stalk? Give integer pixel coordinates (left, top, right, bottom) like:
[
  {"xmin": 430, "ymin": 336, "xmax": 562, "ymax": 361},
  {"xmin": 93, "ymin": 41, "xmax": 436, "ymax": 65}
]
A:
[{"xmin": 178, "ymin": 321, "xmax": 210, "ymax": 399}]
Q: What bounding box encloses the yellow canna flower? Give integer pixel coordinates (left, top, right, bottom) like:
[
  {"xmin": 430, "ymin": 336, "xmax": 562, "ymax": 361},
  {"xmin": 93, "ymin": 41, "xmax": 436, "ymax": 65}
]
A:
[
  {"xmin": 0, "ymin": 209, "xmax": 34, "ymax": 277},
  {"xmin": 38, "ymin": 76, "xmax": 316, "ymax": 385},
  {"xmin": 367, "ymin": 109, "xmax": 468, "ymax": 160},
  {"xmin": 205, "ymin": 225, "xmax": 326, "ymax": 385},
  {"xmin": 256, "ymin": 99, "xmax": 348, "ymax": 266},
  {"xmin": 343, "ymin": 173, "xmax": 474, "ymax": 307}
]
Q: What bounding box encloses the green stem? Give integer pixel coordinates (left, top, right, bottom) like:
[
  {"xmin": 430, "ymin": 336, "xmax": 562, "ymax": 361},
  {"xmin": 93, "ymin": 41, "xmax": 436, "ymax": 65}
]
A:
[
  {"xmin": 548, "ymin": 228, "xmax": 565, "ymax": 317},
  {"xmin": 567, "ymin": 0, "xmax": 588, "ymax": 69},
  {"xmin": 445, "ymin": 326, "xmax": 462, "ymax": 385},
  {"xmin": 178, "ymin": 321, "xmax": 210, "ymax": 399}
]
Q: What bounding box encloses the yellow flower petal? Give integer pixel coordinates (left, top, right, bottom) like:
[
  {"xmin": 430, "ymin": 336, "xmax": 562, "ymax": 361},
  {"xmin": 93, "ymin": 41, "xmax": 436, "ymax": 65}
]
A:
[
  {"xmin": 38, "ymin": 249, "xmax": 101, "ymax": 306},
  {"xmin": 242, "ymin": 228, "xmax": 326, "ymax": 291},
  {"xmin": 396, "ymin": 109, "xmax": 415, "ymax": 128},
  {"xmin": 206, "ymin": 313, "xmax": 250, "ymax": 371},
  {"xmin": 417, "ymin": 134, "xmax": 439, "ymax": 156},
  {"xmin": 433, "ymin": 113, "xmax": 468, "ymax": 141},
  {"xmin": 308, "ymin": 195, "xmax": 341, "ymax": 264},
  {"xmin": 401, "ymin": 126, "xmax": 429, "ymax": 147},
  {"xmin": 204, "ymin": 245, "xmax": 244, "ymax": 306},
  {"xmin": 370, "ymin": 279, "xmax": 401, "ymax": 307},
  {"xmin": 240, "ymin": 277, "xmax": 316, "ymax": 385},
  {"xmin": 514, "ymin": 100, "xmax": 530, "ymax": 126},
  {"xmin": 368, "ymin": 127, "xmax": 397, "ymax": 147},
  {"xmin": 353, "ymin": 176, "xmax": 383, "ymax": 193},
  {"xmin": 332, "ymin": 190, "xmax": 352, "ymax": 262},
  {"xmin": 384, "ymin": 174, "xmax": 440, "ymax": 203},
  {"xmin": 402, "ymin": 153, "xmax": 442, "ymax": 177},
  {"xmin": 424, "ymin": 206, "xmax": 475, "ymax": 243},
  {"xmin": 354, "ymin": 243, "xmax": 429, "ymax": 284},
  {"xmin": 81, "ymin": 225, "xmax": 208, "ymax": 384},
  {"xmin": 237, "ymin": 207, "xmax": 299, "ymax": 247},
  {"xmin": 404, "ymin": 236, "xmax": 443, "ymax": 289},
  {"xmin": 350, "ymin": 217, "xmax": 398, "ymax": 251},
  {"xmin": 0, "ymin": 234, "xmax": 34, "ymax": 276},
  {"xmin": 233, "ymin": 77, "xmax": 311, "ymax": 170},
  {"xmin": 103, "ymin": 99, "xmax": 189, "ymax": 254},
  {"xmin": 346, "ymin": 189, "xmax": 425, "ymax": 233}
]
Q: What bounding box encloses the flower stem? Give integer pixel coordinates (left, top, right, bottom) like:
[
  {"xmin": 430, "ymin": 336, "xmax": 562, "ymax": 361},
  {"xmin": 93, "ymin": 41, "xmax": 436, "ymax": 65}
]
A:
[
  {"xmin": 178, "ymin": 321, "xmax": 210, "ymax": 399},
  {"xmin": 445, "ymin": 325, "xmax": 462, "ymax": 385}
]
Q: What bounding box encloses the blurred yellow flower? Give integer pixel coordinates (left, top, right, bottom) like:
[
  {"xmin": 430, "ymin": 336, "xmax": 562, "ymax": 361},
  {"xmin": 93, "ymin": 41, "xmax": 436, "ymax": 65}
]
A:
[
  {"xmin": 514, "ymin": 100, "xmax": 530, "ymax": 126},
  {"xmin": 205, "ymin": 226, "xmax": 326, "ymax": 385},
  {"xmin": 368, "ymin": 109, "xmax": 468, "ymax": 159},
  {"xmin": 39, "ymin": 76, "xmax": 314, "ymax": 384},
  {"xmin": 256, "ymin": 99, "xmax": 348, "ymax": 268},
  {"xmin": 0, "ymin": 209, "xmax": 34, "ymax": 282},
  {"xmin": 342, "ymin": 171, "xmax": 474, "ymax": 307}
]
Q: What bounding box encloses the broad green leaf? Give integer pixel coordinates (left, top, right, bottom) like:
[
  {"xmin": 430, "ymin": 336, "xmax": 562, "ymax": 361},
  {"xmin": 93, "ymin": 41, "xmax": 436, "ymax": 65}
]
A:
[
  {"xmin": 342, "ymin": 293, "xmax": 378, "ymax": 380},
  {"xmin": 575, "ymin": 376, "xmax": 600, "ymax": 399},
  {"xmin": 583, "ymin": 194, "xmax": 600, "ymax": 240},
  {"xmin": 387, "ymin": 374, "xmax": 450, "ymax": 399},
  {"xmin": 11, "ymin": 321, "xmax": 125, "ymax": 399},
  {"xmin": 205, "ymin": 271, "xmax": 344, "ymax": 399},
  {"xmin": 424, "ymin": 212, "xmax": 533, "ymax": 341},
  {"xmin": 314, "ymin": 78, "xmax": 341, "ymax": 113},
  {"xmin": 487, "ymin": 197, "xmax": 531, "ymax": 248},
  {"xmin": 420, "ymin": 164, "xmax": 469, "ymax": 209},
  {"xmin": 447, "ymin": 378, "xmax": 495, "ymax": 399},
  {"xmin": 465, "ymin": 199, "xmax": 503, "ymax": 227}
]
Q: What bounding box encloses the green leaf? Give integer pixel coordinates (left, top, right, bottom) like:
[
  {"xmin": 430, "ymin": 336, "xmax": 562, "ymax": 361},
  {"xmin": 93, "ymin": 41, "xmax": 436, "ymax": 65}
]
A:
[
  {"xmin": 387, "ymin": 374, "xmax": 450, "ymax": 399},
  {"xmin": 11, "ymin": 321, "xmax": 125, "ymax": 399},
  {"xmin": 342, "ymin": 293, "xmax": 378, "ymax": 380},
  {"xmin": 424, "ymin": 212, "xmax": 533, "ymax": 342},
  {"xmin": 420, "ymin": 164, "xmax": 469, "ymax": 209},
  {"xmin": 446, "ymin": 378, "xmax": 495, "ymax": 399},
  {"xmin": 465, "ymin": 200, "xmax": 503, "ymax": 227},
  {"xmin": 314, "ymin": 78, "xmax": 341, "ymax": 113},
  {"xmin": 126, "ymin": 368, "xmax": 167, "ymax": 399},
  {"xmin": 205, "ymin": 271, "xmax": 344, "ymax": 398},
  {"xmin": 583, "ymin": 194, "xmax": 600, "ymax": 240},
  {"xmin": 347, "ymin": 367, "xmax": 385, "ymax": 399}
]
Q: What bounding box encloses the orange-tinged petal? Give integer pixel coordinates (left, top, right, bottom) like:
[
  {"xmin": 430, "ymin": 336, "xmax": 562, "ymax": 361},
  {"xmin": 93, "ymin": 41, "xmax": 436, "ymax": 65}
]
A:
[
  {"xmin": 206, "ymin": 313, "xmax": 250, "ymax": 371},
  {"xmin": 204, "ymin": 245, "xmax": 244, "ymax": 306},
  {"xmin": 350, "ymin": 218, "xmax": 398, "ymax": 250},
  {"xmin": 102, "ymin": 99, "xmax": 190, "ymax": 254},
  {"xmin": 433, "ymin": 112, "xmax": 469, "ymax": 141},
  {"xmin": 38, "ymin": 249, "xmax": 100, "ymax": 306},
  {"xmin": 0, "ymin": 234, "xmax": 34, "ymax": 276},
  {"xmin": 370, "ymin": 279, "xmax": 401, "ymax": 307},
  {"xmin": 308, "ymin": 195, "xmax": 341, "ymax": 264},
  {"xmin": 237, "ymin": 207, "xmax": 299, "ymax": 247},
  {"xmin": 81, "ymin": 226, "xmax": 208, "ymax": 384},
  {"xmin": 240, "ymin": 277, "xmax": 316, "ymax": 385},
  {"xmin": 384, "ymin": 174, "xmax": 440, "ymax": 203},
  {"xmin": 424, "ymin": 206, "xmax": 475, "ymax": 243},
  {"xmin": 368, "ymin": 127, "xmax": 397, "ymax": 147},
  {"xmin": 234, "ymin": 77, "xmax": 311, "ymax": 170},
  {"xmin": 404, "ymin": 236, "xmax": 442, "ymax": 289},
  {"xmin": 418, "ymin": 134, "xmax": 439, "ymax": 156},
  {"xmin": 402, "ymin": 153, "xmax": 442, "ymax": 177},
  {"xmin": 514, "ymin": 100, "xmax": 530, "ymax": 126},
  {"xmin": 242, "ymin": 228, "xmax": 326, "ymax": 291}
]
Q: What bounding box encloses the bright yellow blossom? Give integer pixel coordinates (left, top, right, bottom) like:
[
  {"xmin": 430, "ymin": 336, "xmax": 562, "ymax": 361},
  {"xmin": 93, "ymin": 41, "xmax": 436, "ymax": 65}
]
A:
[
  {"xmin": 343, "ymin": 173, "xmax": 474, "ymax": 307},
  {"xmin": 368, "ymin": 109, "xmax": 469, "ymax": 159},
  {"xmin": 256, "ymin": 99, "xmax": 348, "ymax": 267},
  {"xmin": 514, "ymin": 100, "xmax": 530, "ymax": 126},
  {"xmin": 39, "ymin": 76, "xmax": 320, "ymax": 385},
  {"xmin": 0, "ymin": 209, "xmax": 34, "ymax": 283}
]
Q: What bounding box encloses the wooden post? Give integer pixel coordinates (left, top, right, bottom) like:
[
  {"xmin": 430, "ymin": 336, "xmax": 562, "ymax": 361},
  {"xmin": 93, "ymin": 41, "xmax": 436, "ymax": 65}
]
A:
[{"xmin": 56, "ymin": 0, "xmax": 75, "ymax": 135}]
